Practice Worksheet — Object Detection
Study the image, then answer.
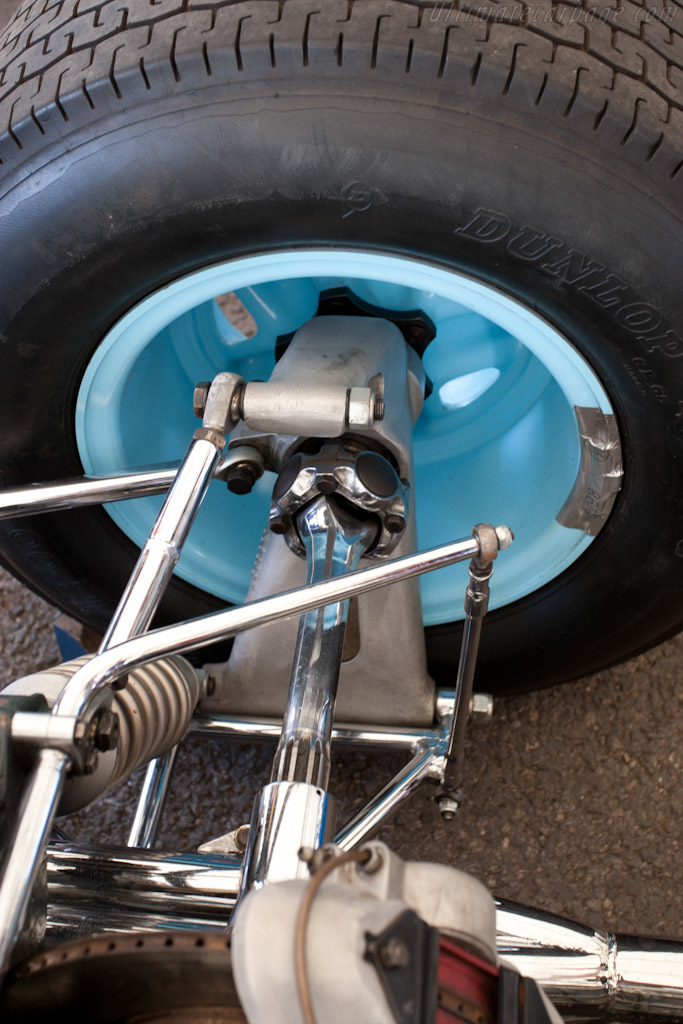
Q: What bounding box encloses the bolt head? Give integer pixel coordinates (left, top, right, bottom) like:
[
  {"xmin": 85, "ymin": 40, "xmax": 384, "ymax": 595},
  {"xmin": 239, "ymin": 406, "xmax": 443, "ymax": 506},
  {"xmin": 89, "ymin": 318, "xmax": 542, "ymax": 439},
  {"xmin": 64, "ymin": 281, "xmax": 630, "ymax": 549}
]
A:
[
  {"xmin": 269, "ymin": 514, "xmax": 288, "ymax": 536},
  {"xmin": 193, "ymin": 381, "xmax": 211, "ymax": 419},
  {"xmin": 235, "ymin": 825, "xmax": 250, "ymax": 852},
  {"xmin": 226, "ymin": 462, "xmax": 258, "ymax": 495},
  {"xmin": 95, "ymin": 711, "xmax": 119, "ymax": 752},
  {"xmin": 379, "ymin": 937, "xmax": 410, "ymax": 969},
  {"xmin": 316, "ymin": 474, "xmax": 338, "ymax": 495},
  {"xmin": 384, "ymin": 514, "xmax": 404, "ymax": 535}
]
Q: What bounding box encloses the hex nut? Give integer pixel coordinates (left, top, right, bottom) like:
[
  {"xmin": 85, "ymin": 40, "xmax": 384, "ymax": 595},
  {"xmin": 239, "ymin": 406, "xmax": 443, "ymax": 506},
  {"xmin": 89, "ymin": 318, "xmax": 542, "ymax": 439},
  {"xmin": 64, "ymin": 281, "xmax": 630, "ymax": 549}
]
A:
[
  {"xmin": 95, "ymin": 711, "xmax": 120, "ymax": 752},
  {"xmin": 193, "ymin": 381, "xmax": 211, "ymax": 420},
  {"xmin": 269, "ymin": 515, "xmax": 289, "ymax": 536},
  {"xmin": 470, "ymin": 692, "xmax": 494, "ymax": 724},
  {"xmin": 226, "ymin": 462, "xmax": 259, "ymax": 495},
  {"xmin": 438, "ymin": 795, "xmax": 460, "ymax": 821},
  {"xmin": 316, "ymin": 475, "xmax": 338, "ymax": 495},
  {"xmin": 495, "ymin": 525, "xmax": 515, "ymax": 550}
]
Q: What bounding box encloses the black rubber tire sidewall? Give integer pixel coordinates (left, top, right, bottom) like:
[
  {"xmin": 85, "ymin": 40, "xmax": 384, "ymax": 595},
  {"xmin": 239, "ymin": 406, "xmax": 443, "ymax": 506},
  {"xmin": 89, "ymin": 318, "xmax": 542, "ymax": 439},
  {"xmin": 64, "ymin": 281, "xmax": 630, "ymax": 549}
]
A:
[{"xmin": 0, "ymin": 74, "xmax": 682, "ymax": 691}]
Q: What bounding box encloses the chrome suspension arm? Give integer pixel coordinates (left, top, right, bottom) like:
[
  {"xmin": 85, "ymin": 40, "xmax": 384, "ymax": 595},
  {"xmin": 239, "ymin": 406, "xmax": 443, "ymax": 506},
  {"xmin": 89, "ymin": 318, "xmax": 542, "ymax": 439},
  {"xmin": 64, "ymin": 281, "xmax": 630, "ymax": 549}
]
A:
[
  {"xmin": 54, "ymin": 534, "xmax": 480, "ymax": 719},
  {"xmin": 0, "ymin": 447, "xmax": 266, "ymax": 520},
  {"xmin": 0, "ymin": 376, "xmax": 237, "ymax": 974},
  {"xmin": 0, "ymin": 466, "xmax": 177, "ymax": 518},
  {"xmin": 0, "ymin": 531, "xmax": 482, "ymax": 973}
]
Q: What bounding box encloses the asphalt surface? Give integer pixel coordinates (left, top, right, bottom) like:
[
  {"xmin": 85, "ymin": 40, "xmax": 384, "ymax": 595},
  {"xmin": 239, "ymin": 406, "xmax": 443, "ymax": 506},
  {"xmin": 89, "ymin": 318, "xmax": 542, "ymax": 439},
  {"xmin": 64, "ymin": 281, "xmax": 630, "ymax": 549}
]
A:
[{"xmin": 1, "ymin": 0, "xmax": 682, "ymax": 946}]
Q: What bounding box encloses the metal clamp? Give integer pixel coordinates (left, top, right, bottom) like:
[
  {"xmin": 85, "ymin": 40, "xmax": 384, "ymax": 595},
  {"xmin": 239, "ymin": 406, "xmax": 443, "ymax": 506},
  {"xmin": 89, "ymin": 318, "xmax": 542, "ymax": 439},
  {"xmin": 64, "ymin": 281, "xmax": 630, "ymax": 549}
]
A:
[{"xmin": 194, "ymin": 375, "xmax": 382, "ymax": 439}]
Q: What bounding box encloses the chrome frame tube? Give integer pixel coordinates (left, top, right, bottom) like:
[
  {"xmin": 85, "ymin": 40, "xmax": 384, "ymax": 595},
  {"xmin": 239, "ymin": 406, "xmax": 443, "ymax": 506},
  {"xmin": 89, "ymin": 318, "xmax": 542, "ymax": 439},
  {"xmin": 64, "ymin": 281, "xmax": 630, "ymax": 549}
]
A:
[
  {"xmin": 189, "ymin": 713, "xmax": 436, "ymax": 752},
  {"xmin": 47, "ymin": 842, "xmax": 242, "ymax": 909},
  {"xmin": 0, "ymin": 750, "xmax": 70, "ymax": 973},
  {"xmin": 41, "ymin": 849, "xmax": 683, "ymax": 1021},
  {"xmin": 99, "ymin": 438, "xmax": 223, "ymax": 650},
  {"xmin": 46, "ymin": 842, "xmax": 242, "ymax": 942},
  {"xmin": 0, "ymin": 447, "xmax": 263, "ymax": 521},
  {"xmin": 496, "ymin": 899, "xmax": 683, "ymax": 1022},
  {"xmin": 53, "ymin": 534, "xmax": 480, "ymax": 720},
  {"xmin": 102, "ymin": 437, "xmax": 222, "ymax": 850},
  {"xmin": 127, "ymin": 746, "xmax": 179, "ymax": 849},
  {"xmin": 335, "ymin": 742, "xmax": 442, "ymax": 851},
  {"xmin": 0, "ymin": 466, "xmax": 177, "ymax": 519},
  {"xmin": 0, "ymin": 433, "xmax": 225, "ymax": 974}
]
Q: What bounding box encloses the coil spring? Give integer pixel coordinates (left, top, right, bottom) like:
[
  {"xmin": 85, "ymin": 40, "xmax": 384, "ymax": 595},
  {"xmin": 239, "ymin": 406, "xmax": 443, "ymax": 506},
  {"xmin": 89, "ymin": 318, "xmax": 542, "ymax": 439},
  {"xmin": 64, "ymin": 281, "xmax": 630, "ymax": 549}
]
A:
[{"xmin": 43, "ymin": 655, "xmax": 199, "ymax": 785}]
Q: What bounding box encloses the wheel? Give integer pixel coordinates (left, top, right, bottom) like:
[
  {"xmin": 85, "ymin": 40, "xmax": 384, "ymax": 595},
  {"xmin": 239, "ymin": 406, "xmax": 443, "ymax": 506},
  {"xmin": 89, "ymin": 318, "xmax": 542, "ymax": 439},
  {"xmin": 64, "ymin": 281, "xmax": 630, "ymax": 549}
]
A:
[
  {"xmin": 0, "ymin": 0, "xmax": 681, "ymax": 692},
  {"xmin": 0, "ymin": 930, "xmax": 246, "ymax": 1022}
]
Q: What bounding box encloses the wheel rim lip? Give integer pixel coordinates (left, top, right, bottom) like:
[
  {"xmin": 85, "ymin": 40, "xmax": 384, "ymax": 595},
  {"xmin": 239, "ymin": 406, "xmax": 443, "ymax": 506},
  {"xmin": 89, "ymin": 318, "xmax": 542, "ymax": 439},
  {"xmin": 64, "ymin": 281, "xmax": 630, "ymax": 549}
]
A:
[{"xmin": 75, "ymin": 247, "xmax": 616, "ymax": 625}]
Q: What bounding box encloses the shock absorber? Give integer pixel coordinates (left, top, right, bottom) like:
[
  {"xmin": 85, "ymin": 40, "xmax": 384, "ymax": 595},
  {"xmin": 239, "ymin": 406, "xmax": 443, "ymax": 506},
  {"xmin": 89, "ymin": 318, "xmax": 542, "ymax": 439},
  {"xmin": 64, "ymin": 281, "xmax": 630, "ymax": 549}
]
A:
[{"xmin": 2, "ymin": 656, "xmax": 199, "ymax": 814}]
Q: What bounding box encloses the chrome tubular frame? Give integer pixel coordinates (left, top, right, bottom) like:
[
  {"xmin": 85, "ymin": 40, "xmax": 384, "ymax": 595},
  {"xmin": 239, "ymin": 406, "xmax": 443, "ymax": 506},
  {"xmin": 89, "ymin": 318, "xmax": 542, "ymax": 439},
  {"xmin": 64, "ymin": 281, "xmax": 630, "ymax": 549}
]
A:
[
  {"xmin": 0, "ymin": 466, "xmax": 177, "ymax": 519},
  {"xmin": 0, "ymin": 528, "xmax": 480, "ymax": 976},
  {"xmin": 126, "ymin": 746, "xmax": 180, "ymax": 850},
  {"xmin": 0, "ymin": 380, "xmax": 234, "ymax": 972},
  {"xmin": 41, "ymin": 841, "xmax": 683, "ymax": 1021}
]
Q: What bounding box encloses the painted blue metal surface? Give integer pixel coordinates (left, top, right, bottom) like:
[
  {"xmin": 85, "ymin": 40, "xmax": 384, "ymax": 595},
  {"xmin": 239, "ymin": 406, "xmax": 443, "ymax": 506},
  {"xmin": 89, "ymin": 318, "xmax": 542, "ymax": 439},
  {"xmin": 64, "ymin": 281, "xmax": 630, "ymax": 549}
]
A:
[{"xmin": 76, "ymin": 250, "xmax": 614, "ymax": 624}]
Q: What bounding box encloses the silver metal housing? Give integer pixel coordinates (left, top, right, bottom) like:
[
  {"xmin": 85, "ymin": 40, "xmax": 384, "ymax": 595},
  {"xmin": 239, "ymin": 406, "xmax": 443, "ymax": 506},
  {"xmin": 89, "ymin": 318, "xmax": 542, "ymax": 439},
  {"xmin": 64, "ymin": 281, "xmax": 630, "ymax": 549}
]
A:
[{"xmin": 231, "ymin": 842, "xmax": 498, "ymax": 1024}]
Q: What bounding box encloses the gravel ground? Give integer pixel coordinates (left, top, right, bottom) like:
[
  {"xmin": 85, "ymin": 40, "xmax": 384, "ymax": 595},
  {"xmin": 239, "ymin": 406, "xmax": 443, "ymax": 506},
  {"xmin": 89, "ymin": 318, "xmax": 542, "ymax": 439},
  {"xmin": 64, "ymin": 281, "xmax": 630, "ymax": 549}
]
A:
[{"xmin": 1, "ymin": 0, "xmax": 681, "ymax": 948}]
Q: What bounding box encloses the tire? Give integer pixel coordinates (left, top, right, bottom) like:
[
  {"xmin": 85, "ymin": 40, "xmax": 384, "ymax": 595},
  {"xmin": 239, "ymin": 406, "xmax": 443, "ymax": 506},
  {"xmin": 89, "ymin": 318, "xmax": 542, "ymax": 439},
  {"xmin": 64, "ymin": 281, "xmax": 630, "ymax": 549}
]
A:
[{"xmin": 0, "ymin": 0, "xmax": 681, "ymax": 693}]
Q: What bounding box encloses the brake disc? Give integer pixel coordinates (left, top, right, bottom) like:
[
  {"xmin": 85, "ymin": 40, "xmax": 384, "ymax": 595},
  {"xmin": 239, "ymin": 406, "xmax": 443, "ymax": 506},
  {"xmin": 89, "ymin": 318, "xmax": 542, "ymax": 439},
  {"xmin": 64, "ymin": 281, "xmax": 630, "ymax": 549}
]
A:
[{"xmin": 1, "ymin": 930, "xmax": 246, "ymax": 1023}]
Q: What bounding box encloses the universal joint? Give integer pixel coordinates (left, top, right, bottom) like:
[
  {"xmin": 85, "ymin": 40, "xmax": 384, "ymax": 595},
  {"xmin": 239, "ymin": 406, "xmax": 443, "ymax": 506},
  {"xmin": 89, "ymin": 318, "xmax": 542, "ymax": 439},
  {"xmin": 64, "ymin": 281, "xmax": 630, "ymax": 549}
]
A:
[{"xmin": 269, "ymin": 444, "xmax": 409, "ymax": 558}]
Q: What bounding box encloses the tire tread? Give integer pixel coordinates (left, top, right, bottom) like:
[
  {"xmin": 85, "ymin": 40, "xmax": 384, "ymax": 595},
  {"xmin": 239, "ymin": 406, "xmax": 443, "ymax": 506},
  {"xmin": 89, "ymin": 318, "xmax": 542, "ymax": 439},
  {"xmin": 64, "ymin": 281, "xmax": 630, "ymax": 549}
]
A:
[{"xmin": 0, "ymin": 0, "xmax": 682, "ymax": 178}]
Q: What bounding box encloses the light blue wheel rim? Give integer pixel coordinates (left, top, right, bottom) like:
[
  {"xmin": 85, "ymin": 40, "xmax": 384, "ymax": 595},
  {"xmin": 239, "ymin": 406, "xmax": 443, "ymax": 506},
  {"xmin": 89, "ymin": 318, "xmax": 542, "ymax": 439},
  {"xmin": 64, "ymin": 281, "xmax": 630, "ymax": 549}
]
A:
[{"xmin": 76, "ymin": 249, "xmax": 615, "ymax": 625}]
